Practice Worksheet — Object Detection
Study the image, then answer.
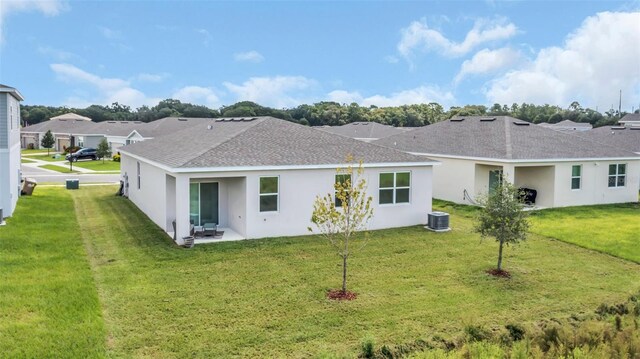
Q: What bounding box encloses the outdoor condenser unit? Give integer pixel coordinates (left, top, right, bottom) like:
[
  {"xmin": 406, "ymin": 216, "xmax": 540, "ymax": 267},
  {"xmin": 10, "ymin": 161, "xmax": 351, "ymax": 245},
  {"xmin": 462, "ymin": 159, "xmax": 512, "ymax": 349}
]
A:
[{"xmin": 427, "ymin": 211, "xmax": 450, "ymax": 232}]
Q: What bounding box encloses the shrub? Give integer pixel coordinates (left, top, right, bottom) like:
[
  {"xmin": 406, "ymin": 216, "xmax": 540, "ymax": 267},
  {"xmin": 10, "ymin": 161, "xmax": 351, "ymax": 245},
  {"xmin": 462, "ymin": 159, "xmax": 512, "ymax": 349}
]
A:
[
  {"xmin": 360, "ymin": 336, "xmax": 375, "ymax": 358},
  {"xmin": 113, "ymin": 154, "xmax": 121, "ymax": 162},
  {"xmin": 27, "ymin": 143, "xmax": 34, "ymax": 149},
  {"xmin": 464, "ymin": 325, "xmax": 492, "ymax": 342},
  {"xmin": 64, "ymin": 146, "xmax": 80, "ymax": 154},
  {"xmin": 506, "ymin": 324, "xmax": 526, "ymax": 341}
]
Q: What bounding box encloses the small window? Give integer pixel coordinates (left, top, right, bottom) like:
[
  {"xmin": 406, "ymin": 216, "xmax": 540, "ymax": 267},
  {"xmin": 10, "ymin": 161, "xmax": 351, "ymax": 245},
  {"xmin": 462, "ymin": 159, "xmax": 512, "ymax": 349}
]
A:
[
  {"xmin": 571, "ymin": 165, "xmax": 581, "ymax": 190},
  {"xmin": 259, "ymin": 176, "xmax": 278, "ymax": 212},
  {"xmin": 334, "ymin": 174, "xmax": 351, "ymax": 207},
  {"xmin": 136, "ymin": 161, "xmax": 141, "ymax": 189},
  {"xmin": 379, "ymin": 172, "xmax": 411, "ymax": 205},
  {"xmin": 608, "ymin": 164, "xmax": 626, "ymax": 188}
]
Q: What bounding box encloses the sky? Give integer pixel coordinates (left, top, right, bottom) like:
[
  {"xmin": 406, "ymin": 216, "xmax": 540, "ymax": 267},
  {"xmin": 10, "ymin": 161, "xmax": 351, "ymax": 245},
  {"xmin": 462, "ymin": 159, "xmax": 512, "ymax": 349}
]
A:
[{"xmin": 1, "ymin": 0, "xmax": 639, "ymax": 112}]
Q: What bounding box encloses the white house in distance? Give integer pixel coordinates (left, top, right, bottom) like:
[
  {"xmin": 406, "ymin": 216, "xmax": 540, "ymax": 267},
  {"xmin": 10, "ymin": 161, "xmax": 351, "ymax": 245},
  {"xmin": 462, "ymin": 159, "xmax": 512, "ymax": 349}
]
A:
[
  {"xmin": 119, "ymin": 117, "xmax": 436, "ymax": 244},
  {"xmin": 315, "ymin": 121, "xmax": 413, "ymax": 142},
  {"xmin": 374, "ymin": 116, "xmax": 640, "ymax": 208},
  {"xmin": 619, "ymin": 113, "xmax": 640, "ymax": 127},
  {"xmin": 538, "ymin": 120, "xmax": 593, "ymax": 132},
  {"xmin": 0, "ymin": 84, "xmax": 24, "ymax": 220}
]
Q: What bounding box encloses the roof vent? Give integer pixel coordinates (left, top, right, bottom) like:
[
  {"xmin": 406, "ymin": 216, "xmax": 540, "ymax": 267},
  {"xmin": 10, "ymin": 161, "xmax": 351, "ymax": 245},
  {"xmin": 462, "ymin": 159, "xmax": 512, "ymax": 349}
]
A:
[
  {"xmin": 630, "ymin": 127, "xmax": 640, "ymax": 130},
  {"xmin": 480, "ymin": 117, "xmax": 496, "ymax": 122},
  {"xmin": 108, "ymin": 121, "xmax": 116, "ymax": 123},
  {"xmin": 207, "ymin": 125, "xmax": 213, "ymax": 130},
  {"xmin": 611, "ymin": 126, "xmax": 625, "ymax": 130},
  {"xmin": 134, "ymin": 121, "xmax": 142, "ymax": 124},
  {"xmin": 450, "ymin": 118, "xmax": 464, "ymax": 122},
  {"xmin": 178, "ymin": 118, "xmax": 188, "ymax": 121},
  {"xmin": 59, "ymin": 119, "xmax": 67, "ymax": 121},
  {"xmin": 513, "ymin": 121, "xmax": 530, "ymax": 126}
]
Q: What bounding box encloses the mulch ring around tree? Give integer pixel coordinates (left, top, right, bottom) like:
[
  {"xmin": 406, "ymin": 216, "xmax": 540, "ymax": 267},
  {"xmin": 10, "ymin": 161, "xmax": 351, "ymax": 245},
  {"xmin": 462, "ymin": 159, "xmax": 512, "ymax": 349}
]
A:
[
  {"xmin": 486, "ymin": 269, "xmax": 511, "ymax": 278},
  {"xmin": 327, "ymin": 289, "xmax": 358, "ymax": 301}
]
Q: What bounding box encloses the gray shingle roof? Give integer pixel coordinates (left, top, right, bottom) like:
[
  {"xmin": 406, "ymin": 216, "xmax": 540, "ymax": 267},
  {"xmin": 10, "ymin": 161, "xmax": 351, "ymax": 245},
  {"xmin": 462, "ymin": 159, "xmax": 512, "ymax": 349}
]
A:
[
  {"xmin": 620, "ymin": 113, "xmax": 640, "ymax": 124},
  {"xmin": 316, "ymin": 122, "xmax": 413, "ymax": 140},
  {"xmin": 578, "ymin": 126, "xmax": 640, "ymax": 154},
  {"xmin": 120, "ymin": 117, "xmax": 433, "ymax": 169},
  {"xmin": 133, "ymin": 117, "xmax": 215, "ymax": 138},
  {"xmin": 50, "ymin": 112, "xmax": 92, "ymax": 121},
  {"xmin": 22, "ymin": 118, "xmax": 99, "ymax": 135},
  {"xmin": 373, "ymin": 116, "xmax": 640, "ymax": 160}
]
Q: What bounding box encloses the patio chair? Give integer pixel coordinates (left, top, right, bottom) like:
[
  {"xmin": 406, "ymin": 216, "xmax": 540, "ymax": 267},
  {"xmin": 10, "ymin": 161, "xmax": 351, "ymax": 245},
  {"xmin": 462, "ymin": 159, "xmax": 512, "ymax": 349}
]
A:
[{"xmin": 203, "ymin": 222, "xmax": 218, "ymax": 237}]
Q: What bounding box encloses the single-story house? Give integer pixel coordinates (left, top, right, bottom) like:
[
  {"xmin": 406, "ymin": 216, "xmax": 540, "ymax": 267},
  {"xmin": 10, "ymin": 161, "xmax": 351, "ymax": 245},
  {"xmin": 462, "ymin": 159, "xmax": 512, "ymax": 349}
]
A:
[
  {"xmin": 315, "ymin": 122, "xmax": 413, "ymax": 142},
  {"xmin": 373, "ymin": 116, "xmax": 640, "ymax": 208},
  {"xmin": 122, "ymin": 117, "xmax": 215, "ymax": 145},
  {"xmin": 21, "ymin": 113, "xmax": 99, "ymax": 151},
  {"xmin": 619, "ymin": 113, "xmax": 640, "ymax": 127},
  {"xmin": 119, "ymin": 116, "xmax": 436, "ymax": 245},
  {"xmin": 538, "ymin": 120, "xmax": 592, "ymax": 132},
  {"xmin": 0, "ymin": 84, "xmax": 24, "ymax": 220}
]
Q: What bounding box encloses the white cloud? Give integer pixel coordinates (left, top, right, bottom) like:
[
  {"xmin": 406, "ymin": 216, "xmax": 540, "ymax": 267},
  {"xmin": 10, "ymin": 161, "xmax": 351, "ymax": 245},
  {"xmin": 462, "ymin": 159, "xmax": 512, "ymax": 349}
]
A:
[
  {"xmin": 454, "ymin": 47, "xmax": 522, "ymax": 84},
  {"xmin": 223, "ymin": 76, "xmax": 317, "ymax": 108},
  {"xmin": 398, "ymin": 17, "xmax": 517, "ymax": 60},
  {"xmin": 234, "ymin": 50, "xmax": 264, "ymax": 63},
  {"xmin": 486, "ymin": 11, "xmax": 640, "ymax": 110},
  {"xmin": 136, "ymin": 72, "xmax": 169, "ymax": 83},
  {"xmin": 50, "ymin": 63, "xmax": 160, "ymax": 107},
  {"xmin": 0, "ymin": 0, "xmax": 67, "ymax": 41},
  {"xmin": 384, "ymin": 55, "xmax": 399, "ymax": 64},
  {"xmin": 327, "ymin": 86, "xmax": 455, "ymax": 107},
  {"xmin": 98, "ymin": 26, "xmax": 121, "ymax": 40},
  {"xmin": 196, "ymin": 28, "xmax": 211, "ymax": 46},
  {"xmin": 37, "ymin": 45, "xmax": 77, "ymax": 61},
  {"xmin": 172, "ymin": 86, "xmax": 221, "ymax": 107}
]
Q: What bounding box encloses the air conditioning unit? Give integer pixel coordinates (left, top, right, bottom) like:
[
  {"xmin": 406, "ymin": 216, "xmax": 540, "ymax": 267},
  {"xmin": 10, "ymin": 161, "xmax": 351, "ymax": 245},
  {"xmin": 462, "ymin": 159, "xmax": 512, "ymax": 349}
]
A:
[{"xmin": 426, "ymin": 211, "xmax": 450, "ymax": 232}]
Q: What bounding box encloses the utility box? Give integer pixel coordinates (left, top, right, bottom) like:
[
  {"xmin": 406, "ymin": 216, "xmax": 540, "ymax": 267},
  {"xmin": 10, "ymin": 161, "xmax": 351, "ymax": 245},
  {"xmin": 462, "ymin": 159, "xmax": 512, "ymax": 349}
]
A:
[
  {"xmin": 21, "ymin": 178, "xmax": 37, "ymax": 196},
  {"xmin": 66, "ymin": 179, "xmax": 79, "ymax": 190},
  {"xmin": 426, "ymin": 211, "xmax": 450, "ymax": 232}
]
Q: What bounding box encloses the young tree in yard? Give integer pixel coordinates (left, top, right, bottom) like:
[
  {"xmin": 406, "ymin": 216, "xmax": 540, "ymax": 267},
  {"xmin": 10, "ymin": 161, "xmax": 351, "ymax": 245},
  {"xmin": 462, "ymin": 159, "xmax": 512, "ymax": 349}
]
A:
[
  {"xmin": 309, "ymin": 159, "xmax": 374, "ymax": 298},
  {"xmin": 96, "ymin": 138, "xmax": 112, "ymax": 163},
  {"xmin": 41, "ymin": 130, "xmax": 55, "ymax": 155},
  {"xmin": 475, "ymin": 178, "xmax": 530, "ymax": 275}
]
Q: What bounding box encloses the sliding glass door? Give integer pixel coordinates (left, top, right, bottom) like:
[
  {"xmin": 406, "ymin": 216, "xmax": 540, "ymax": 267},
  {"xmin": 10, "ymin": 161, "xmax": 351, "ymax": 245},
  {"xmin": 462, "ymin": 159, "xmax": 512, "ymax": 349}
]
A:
[{"xmin": 189, "ymin": 182, "xmax": 219, "ymax": 226}]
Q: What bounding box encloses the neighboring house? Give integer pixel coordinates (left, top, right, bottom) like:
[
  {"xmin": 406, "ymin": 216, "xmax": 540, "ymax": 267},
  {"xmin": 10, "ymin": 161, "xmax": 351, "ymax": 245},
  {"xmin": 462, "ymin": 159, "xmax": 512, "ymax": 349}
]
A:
[
  {"xmin": 538, "ymin": 120, "xmax": 592, "ymax": 132},
  {"xmin": 0, "ymin": 84, "xmax": 24, "ymax": 220},
  {"xmin": 21, "ymin": 113, "xmax": 98, "ymax": 151},
  {"xmin": 123, "ymin": 117, "xmax": 215, "ymax": 145},
  {"xmin": 619, "ymin": 113, "xmax": 640, "ymax": 127},
  {"xmin": 315, "ymin": 122, "xmax": 413, "ymax": 142},
  {"xmin": 374, "ymin": 116, "xmax": 640, "ymax": 208},
  {"xmin": 119, "ymin": 117, "xmax": 436, "ymax": 244}
]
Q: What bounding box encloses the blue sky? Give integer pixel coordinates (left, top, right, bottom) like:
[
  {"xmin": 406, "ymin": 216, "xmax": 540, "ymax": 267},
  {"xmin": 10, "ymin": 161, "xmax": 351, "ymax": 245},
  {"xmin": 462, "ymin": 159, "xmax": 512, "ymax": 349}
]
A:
[{"xmin": 1, "ymin": 1, "xmax": 639, "ymax": 111}]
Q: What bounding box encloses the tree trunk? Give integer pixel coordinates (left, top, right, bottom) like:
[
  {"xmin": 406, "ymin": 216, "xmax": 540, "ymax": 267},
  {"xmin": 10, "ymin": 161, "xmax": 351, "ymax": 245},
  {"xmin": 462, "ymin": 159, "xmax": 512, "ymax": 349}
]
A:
[
  {"xmin": 497, "ymin": 240, "xmax": 504, "ymax": 271},
  {"xmin": 342, "ymin": 255, "xmax": 347, "ymax": 293}
]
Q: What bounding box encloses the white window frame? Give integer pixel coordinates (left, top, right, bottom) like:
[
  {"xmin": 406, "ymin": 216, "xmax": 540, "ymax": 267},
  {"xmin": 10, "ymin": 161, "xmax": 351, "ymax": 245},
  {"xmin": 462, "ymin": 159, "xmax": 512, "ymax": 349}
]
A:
[
  {"xmin": 571, "ymin": 165, "xmax": 581, "ymax": 190},
  {"xmin": 259, "ymin": 176, "xmax": 279, "ymax": 213},
  {"xmin": 608, "ymin": 163, "xmax": 626, "ymax": 188},
  {"xmin": 136, "ymin": 161, "xmax": 141, "ymax": 190},
  {"xmin": 379, "ymin": 171, "xmax": 411, "ymax": 205}
]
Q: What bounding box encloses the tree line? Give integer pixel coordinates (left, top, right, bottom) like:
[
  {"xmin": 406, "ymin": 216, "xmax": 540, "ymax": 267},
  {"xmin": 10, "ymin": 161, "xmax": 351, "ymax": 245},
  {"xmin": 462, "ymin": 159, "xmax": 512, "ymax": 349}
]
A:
[{"xmin": 21, "ymin": 99, "xmax": 631, "ymax": 128}]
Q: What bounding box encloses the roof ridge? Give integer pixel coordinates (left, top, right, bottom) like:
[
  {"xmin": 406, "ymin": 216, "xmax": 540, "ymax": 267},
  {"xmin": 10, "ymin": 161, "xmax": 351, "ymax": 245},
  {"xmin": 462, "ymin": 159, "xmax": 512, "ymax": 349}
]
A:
[{"xmin": 178, "ymin": 117, "xmax": 268, "ymax": 167}]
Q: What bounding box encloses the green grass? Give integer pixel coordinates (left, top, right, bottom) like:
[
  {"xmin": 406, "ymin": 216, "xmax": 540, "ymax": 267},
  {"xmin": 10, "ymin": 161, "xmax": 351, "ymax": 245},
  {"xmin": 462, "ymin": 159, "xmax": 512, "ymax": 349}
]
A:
[
  {"xmin": 530, "ymin": 202, "xmax": 640, "ymax": 263},
  {"xmin": 69, "ymin": 187, "xmax": 638, "ymax": 357},
  {"xmin": 39, "ymin": 164, "xmax": 80, "ymax": 173},
  {"xmin": 0, "ymin": 188, "xmax": 106, "ymax": 358},
  {"xmin": 27, "ymin": 154, "xmax": 66, "ymax": 162},
  {"xmin": 71, "ymin": 160, "xmax": 121, "ymax": 172},
  {"xmin": 21, "ymin": 158, "xmax": 35, "ymax": 163},
  {"xmin": 21, "ymin": 148, "xmax": 56, "ymax": 155},
  {"xmin": 2, "ymin": 188, "xmax": 639, "ymax": 357}
]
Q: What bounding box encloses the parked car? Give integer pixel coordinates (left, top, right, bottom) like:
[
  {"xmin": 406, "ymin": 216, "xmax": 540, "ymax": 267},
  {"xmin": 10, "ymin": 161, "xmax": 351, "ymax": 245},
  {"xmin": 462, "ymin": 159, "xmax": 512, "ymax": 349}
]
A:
[{"xmin": 65, "ymin": 147, "xmax": 98, "ymax": 162}]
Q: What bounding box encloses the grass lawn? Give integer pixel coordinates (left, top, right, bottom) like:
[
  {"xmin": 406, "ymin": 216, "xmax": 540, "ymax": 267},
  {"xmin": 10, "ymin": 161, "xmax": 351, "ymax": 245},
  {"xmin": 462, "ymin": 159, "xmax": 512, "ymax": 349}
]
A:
[
  {"xmin": 27, "ymin": 153, "xmax": 66, "ymax": 162},
  {"xmin": 0, "ymin": 188, "xmax": 106, "ymax": 358},
  {"xmin": 21, "ymin": 148, "xmax": 56, "ymax": 155},
  {"xmin": 529, "ymin": 202, "xmax": 640, "ymax": 263},
  {"xmin": 21, "ymin": 158, "xmax": 35, "ymax": 163},
  {"xmin": 71, "ymin": 160, "xmax": 121, "ymax": 172},
  {"xmin": 39, "ymin": 164, "xmax": 80, "ymax": 173}
]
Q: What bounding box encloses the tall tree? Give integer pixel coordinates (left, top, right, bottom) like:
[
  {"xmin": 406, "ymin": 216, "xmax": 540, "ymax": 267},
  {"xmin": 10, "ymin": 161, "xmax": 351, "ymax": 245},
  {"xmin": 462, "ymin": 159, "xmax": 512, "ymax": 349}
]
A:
[
  {"xmin": 475, "ymin": 178, "xmax": 530, "ymax": 273},
  {"xmin": 309, "ymin": 160, "xmax": 374, "ymax": 296},
  {"xmin": 40, "ymin": 130, "xmax": 55, "ymax": 155},
  {"xmin": 95, "ymin": 138, "xmax": 112, "ymax": 164}
]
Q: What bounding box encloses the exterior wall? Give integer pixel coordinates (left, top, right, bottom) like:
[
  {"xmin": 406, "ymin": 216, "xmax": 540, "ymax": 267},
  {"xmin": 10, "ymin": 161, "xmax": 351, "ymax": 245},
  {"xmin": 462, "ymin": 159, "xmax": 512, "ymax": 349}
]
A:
[
  {"xmin": 514, "ymin": 165, "xmax": 555, "ymax": 208},
  {"xmin": 84, "ymin": 135, "xmax": 104, "ymax": 149},
  {"xmin": 227, "ymin": 177, "xmax": 247, "ymax": 237},
  {"xmin": 121, "ymin": 154, "xmax": 168, "ymax": 230},
  {"xmin": 0, "ymin": 93, "xmax": 22, "ymax": 218},
  {"xmin": 552, "ymin": 160, "xmax": 640, "ymax": 207},
  {"xmin": 430, "ymin": 156, "xmax": 476, "ymax": 203},
  {"xmin": 474, "ymin": 163, "xmax": 504, "ymax": 198}
]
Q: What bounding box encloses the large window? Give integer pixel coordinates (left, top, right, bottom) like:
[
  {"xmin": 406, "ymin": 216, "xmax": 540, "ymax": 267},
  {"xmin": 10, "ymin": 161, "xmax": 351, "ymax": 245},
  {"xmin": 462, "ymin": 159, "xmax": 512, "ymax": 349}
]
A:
[
  {"xmin": 608, "ymin": 164, "xmax": 626, "ymax": 188},
  {"xmin": 379, "ymin": 172, "xmax": 410, "ymax": 205},
  {"xmin": 571, "ymin": 165, "xmax": 581, "ymax": 190},
  {"xmin": 190, "ymin": 182, "xmax": 219, "ymax": 226},
  {"xmin": 259, "ymin": 176, "xmax": 279, "ymax": 212},
  {"xmin": 334, "ymin": 174, "xmax": 351, "ymax": 207}
]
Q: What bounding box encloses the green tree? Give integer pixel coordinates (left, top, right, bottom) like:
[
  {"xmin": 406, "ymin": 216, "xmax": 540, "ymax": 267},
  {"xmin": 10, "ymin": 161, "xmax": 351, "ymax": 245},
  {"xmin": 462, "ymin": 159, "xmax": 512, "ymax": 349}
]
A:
[
  {"xmin": 95, "ymin": 138, "xmax": 112, "ymax": 163},
  {"xmin": 475, "ymin": 178, "xmax": 530, "ymax": 273},
  {"xmin": 309, "ymin": 159, "xmax": 374, "ymax": 295},
  {"xmin": 41, "ymin": 130, "xmax": 55, "ymax": 155}
]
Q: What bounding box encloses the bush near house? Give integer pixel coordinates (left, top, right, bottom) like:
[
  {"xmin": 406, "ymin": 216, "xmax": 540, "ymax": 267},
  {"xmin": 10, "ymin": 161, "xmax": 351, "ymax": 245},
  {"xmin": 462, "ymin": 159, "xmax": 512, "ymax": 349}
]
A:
[
  {"xmin": 63, "ymin": 146, "xmax": 81, "ymax": 154},
  {"xmin": 112, "ymin": 153, "xmax": 121, "ymax": 162}
]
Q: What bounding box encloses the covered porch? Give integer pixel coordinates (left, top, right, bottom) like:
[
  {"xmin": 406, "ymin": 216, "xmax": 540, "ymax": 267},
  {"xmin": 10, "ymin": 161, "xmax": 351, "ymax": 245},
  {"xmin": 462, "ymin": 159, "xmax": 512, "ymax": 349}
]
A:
[
  {"xmin": 473, "ymin": 163, "xmax": 555, "ymax": 208},
  {"xmin": 165, "ymin": 174, "xmax": 247, "ymax": 245}
]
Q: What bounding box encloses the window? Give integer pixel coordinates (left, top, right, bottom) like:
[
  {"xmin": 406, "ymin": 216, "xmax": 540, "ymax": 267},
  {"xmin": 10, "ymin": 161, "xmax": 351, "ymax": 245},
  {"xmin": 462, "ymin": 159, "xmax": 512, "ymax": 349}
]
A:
[
  {"xmin": 608, "ymin": 164, "xmax": 626, "ymax": 188},
  {"xmin": 334, "ymin": 174, "xmax": 351, "ymax": 207},
  {"xmin": 379, "ymin": 172, "xmax": 410, "ymax": 205},
  {"xmin": 259, "ymin": 177, "xmax": 278, "ymax": 212},
  {"xmin": 136, "ymin": 161, "xmax": 141, "ymax": 189},
  {"xmin": 571, "ymin": 165, "xmax": 581, "ymax": 190}
]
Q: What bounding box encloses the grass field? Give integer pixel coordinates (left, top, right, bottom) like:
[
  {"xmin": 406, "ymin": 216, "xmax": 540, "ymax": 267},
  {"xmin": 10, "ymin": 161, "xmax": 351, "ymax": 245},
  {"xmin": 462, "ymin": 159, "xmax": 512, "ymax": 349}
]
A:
[
  {"xmin": 2, "ymin": 188, "xmax": 639, "ymax": 357},
  {"xmin": 529, "ymin": 202, "xmax": 640, "ymax": 263},
  {"xmin": 21, "ymin": 149, "xmax": 56, "ymax": 155},
  {"xmin": 39, "ymin": 164, "xmax": 80, "ymax": 173},
  {"xmin": 26, "ymin": 154, "xmax": 66, "ymax": 162},
  {"xmin": 70, "ymin": 160, "xmax": 121, "ymax": 172},
  {"xmin": 21, "ymin": 158, "xmax": 35, "ymax": 163},
  {"xmin": 0, "ymin": 188, "xmax": 106, "ymax": 358}
]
